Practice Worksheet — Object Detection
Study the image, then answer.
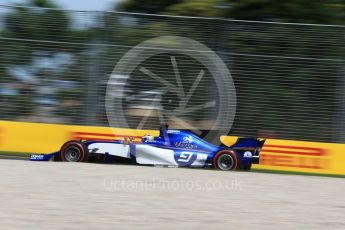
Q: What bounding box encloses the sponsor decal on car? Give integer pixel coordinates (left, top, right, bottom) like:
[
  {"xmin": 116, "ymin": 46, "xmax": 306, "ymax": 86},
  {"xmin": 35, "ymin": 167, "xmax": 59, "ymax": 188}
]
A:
[
  {"xmin": 167, "ymin": 130, "xmax": 180, "ymax": 134},
  {"xmin": 174, "ymin": 136, "xmax": 198, "ymax": 149},
  {"xmin": 243, "ymin": 151, "xmax": 253, "ymax": 158},
  {"xmin": 174, "ymin": 141, "xmax": 198, "ymax": 149},
  {"xmin": 30, "ymin": 154, "xmax": 45, "ymax": 160}
]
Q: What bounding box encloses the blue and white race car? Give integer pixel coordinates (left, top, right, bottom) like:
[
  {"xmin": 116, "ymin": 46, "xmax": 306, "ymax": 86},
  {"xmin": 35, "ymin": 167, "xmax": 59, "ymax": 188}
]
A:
[{"xmin": 30, "ymin": 127, "xmax": 265, "ymax": 171}]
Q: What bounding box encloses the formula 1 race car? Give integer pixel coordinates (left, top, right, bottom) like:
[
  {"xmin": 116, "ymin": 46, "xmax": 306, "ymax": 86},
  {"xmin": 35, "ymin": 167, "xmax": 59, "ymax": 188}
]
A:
[{"xmin": 30, "ymin": 126, "xmax": 265, "ymax": 171}]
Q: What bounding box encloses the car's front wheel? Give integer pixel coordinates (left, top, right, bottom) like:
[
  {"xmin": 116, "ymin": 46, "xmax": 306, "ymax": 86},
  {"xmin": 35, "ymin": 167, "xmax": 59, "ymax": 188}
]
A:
[
  {"xmin": 212, "ymin": 150, "xmax": 239, "ymax": 171},
  {"xmin": 60, "ymin": 141, "xmax": 89, "ymax": 162}
]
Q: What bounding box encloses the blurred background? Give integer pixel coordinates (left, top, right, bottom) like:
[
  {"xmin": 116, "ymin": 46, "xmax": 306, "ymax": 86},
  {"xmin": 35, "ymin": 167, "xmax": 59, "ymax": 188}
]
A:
[{"xmin": 0, "ymin": 0, "xmax": 344, "ymax": 142}]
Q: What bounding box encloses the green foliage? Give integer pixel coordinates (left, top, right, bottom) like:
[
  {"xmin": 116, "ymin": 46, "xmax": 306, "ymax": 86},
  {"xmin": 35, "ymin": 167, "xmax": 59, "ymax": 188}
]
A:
[
  {"xmin": 117, "ymin": 0, "xmax": 345, "ymax": 25},
  {"xmin": 4, "ymin": 1, "xmax": 70, "ymax": 42},
  {"xmin": 164, "ymin": 0, "xmax": 224, "ymax": 17},
  {"xmin": 228, "ymin": 0, "xmax": 344, "ymax": 24},
  {"xmin": 117, "ymin": 0, "xmax": 183, "ymax": 14},
  {"xmin": 31, "ymin": 0, "xmax": 56, "ymax": 8}
]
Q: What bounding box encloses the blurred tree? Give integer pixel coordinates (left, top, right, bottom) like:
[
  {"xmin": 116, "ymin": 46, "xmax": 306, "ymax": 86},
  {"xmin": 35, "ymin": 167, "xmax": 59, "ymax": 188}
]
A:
[
  {"xmin": 164, "ymin": 0, "xmax": 225, "ymax": 17},
  {"xmin": 117, "ymin": 0, "xmax": 345, "ymax": 25},
  {"xmin": 4, "ymin": 0, "xmax": 70, "ymax": 43},
  {"xmin": 117, "ymin": 0, "xmax": 183, "ymax": 14},
  {"xmin": 228, "ymin": 0, "xmax": 344, "ymax": 24},
  {"xmin": 1, "ymin": 0, "xmax": 84, "ymax": 119}
]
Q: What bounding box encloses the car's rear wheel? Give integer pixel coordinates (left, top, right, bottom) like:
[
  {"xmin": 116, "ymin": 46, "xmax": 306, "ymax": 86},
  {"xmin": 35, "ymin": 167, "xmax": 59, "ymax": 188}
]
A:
[
  {"xmin": 60, "ymin": 141, "xmax": 88, "ymax": 162},
  {"xmin": 212, "ymin": 150, "xmax": 239, "ymax": 171}
]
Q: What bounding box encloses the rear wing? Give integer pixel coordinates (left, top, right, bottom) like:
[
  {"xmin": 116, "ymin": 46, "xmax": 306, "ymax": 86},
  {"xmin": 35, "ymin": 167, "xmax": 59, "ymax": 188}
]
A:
[
  {"xmin": 230, "ymin": 137, "xmax": 265, "ymax": 164},
  {"xmin": 230, "ymin": 137, "xmax": 266, "ymax": 150}
]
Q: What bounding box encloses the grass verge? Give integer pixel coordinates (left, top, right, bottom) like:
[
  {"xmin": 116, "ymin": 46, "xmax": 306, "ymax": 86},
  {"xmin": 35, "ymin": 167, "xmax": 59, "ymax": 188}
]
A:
[{"xmin": 0, "ymin": 151, "xmax": 30, "ymax": 157}]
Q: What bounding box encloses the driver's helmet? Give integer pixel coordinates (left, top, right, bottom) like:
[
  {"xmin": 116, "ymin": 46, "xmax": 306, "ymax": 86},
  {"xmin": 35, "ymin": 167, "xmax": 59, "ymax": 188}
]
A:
[{"xmin": 142, "ymin": 134, "xmax": 154, "ymax": 142}]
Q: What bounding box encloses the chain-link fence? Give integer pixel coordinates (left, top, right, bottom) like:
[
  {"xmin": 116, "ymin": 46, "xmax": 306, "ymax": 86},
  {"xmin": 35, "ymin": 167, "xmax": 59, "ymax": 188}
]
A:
[{"xmin": 0, "ymin": 5, "xmax": 344, "ymax": 143}]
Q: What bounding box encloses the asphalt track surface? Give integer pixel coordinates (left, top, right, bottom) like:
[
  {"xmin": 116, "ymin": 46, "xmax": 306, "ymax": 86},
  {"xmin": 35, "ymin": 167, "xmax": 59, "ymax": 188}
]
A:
[{"xmin": 0, "ymin": 159, "xmax": 344, "ymax": 229}]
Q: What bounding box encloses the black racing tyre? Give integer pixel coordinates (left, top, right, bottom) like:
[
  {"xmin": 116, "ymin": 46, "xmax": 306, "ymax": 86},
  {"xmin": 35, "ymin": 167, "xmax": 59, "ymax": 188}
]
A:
[
  {"xmin": 212, "ymin": 150, "xmax": 239, "ymax": 171},
  {"xmin": 59, "ymin": 141, "xmax": 89, "ymax": 162}
]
